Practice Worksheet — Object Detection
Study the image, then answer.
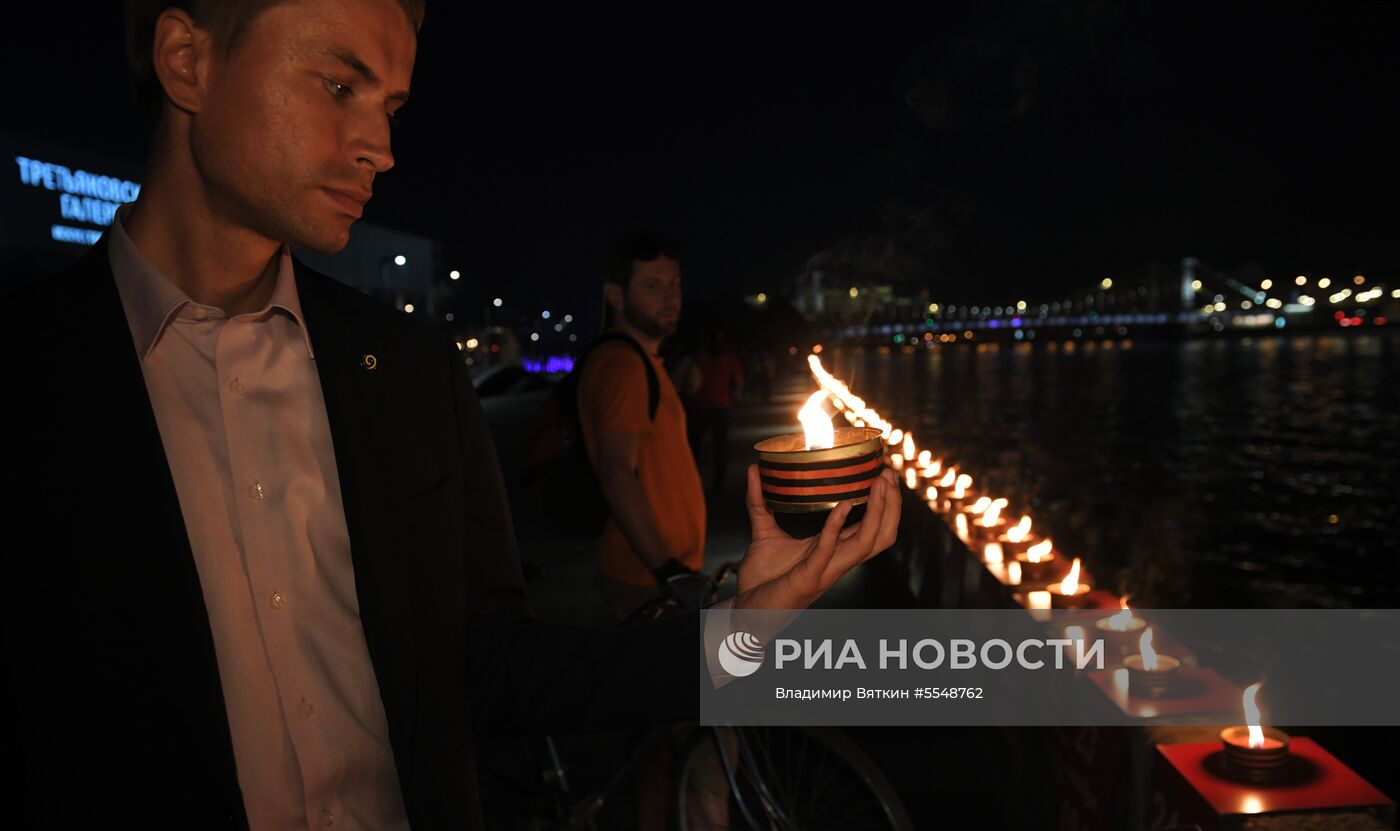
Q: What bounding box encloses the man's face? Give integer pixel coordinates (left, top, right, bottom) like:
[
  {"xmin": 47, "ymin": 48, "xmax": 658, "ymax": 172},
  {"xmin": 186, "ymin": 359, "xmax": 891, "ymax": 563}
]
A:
[
  {"xmin": 189, "ymin": 0, "xmax": 416, "ymax": 252},
  {"xmin": 619, "ymin": 255, "xmax": 682, "ymax": 339}
]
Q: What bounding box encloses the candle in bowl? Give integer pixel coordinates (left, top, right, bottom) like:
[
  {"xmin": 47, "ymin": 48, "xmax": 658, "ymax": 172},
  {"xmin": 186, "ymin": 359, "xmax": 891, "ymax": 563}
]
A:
[
  {"xmin": 928, "ymin": 468, "xmax": 959, "ymax": 512},
  {"xmin": 1122, "ymin": 628, "xmax": 1179, "ymax": 697},
  {"xmin": 1093, "ymin": 596, "xmax": 1147, "ymax": 648},
  {"xmin": 997, "ymin": 515, "xmax": 1035, "ymax": 557},
  {"xmin": 1015, "ymin": 538, "xmax": 1059, "ymax": 583},
  {"xmin": 944, "ymin": 474, "xmax": 978, "ymax": 513},
  {"xmin": 1220, "ymin": 683, "xmax": 1292, "ymax": 782},
  {"xmin": 970, "ymin": 498, "xmax": 1010, "ymax": 542},
  {"xmin": 754, "ymin": 391, "xmax": 885, "ymax": 514},
  {"xmin": 1047, "ymin": 558, "xmax": 1092, "ymax": 608}
]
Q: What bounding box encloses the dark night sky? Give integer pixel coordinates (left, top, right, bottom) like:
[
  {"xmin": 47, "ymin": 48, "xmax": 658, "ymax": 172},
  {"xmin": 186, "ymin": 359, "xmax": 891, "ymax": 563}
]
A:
[{"xmin": 5, "ymin": 2, "xmax": 1398, "ymax": 319}]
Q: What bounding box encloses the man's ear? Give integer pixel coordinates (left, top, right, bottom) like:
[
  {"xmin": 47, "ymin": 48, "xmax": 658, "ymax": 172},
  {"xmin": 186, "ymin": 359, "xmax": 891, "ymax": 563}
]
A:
[
  {"xmin": 151, "ymin": 8, "xmax": 213, "ymax": 117},
  {"xmin": 603, "ymin": 281, "xmax": 625, "ymax": 313}
]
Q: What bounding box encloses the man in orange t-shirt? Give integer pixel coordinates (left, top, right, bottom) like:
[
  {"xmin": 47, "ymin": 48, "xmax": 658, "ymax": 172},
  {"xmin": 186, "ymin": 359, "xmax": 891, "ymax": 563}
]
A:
[{"xmin": 578, "ymin": 230, "xmax": 706, "ymax": 620}]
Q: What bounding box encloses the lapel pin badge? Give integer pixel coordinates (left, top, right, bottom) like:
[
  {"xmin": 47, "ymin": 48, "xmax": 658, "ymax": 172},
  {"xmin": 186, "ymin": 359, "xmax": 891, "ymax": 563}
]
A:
[{"xmin": 361, "ymin": 354, "xmax": 378, "ymax": 371}]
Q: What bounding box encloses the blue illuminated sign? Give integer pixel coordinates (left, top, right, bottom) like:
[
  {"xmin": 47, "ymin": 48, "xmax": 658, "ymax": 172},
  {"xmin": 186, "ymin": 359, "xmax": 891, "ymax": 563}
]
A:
[{"xmin": 13, "ymin": 155, "xmax": 141, "ymax": 246}]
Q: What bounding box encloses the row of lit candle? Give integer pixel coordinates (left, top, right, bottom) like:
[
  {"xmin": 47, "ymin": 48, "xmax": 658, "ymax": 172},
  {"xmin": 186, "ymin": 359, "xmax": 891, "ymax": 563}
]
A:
[
  {"xmin": 808, "ymin": 354, "xmax": 1096, "ymax": 607},
  {"xmin": 802, "ymin": 352, "xmax": 1292, "ymax": 780}
]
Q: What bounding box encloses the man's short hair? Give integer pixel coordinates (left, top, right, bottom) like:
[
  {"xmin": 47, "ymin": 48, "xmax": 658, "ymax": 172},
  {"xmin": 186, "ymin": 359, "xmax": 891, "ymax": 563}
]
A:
[
  {"xmin": 124, "ymin": 0, "xmax": 427, "ymax": 128},
  {"xmin": 603, "ymin": 229, "xmax": 682, "ymax": 288}
]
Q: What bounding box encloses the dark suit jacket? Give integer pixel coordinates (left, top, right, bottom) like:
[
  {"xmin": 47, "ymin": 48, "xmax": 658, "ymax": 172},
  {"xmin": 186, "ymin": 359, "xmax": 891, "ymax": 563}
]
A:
[{"xmin": 1, "ymin": 239, "xmax": 699, "ymax": 829}]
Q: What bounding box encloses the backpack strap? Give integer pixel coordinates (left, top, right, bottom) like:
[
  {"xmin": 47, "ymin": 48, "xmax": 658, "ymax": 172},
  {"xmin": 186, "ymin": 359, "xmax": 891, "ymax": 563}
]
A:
[{"xmin": 589, "ymin": 331, "xmax": 661, "ymax": 422}]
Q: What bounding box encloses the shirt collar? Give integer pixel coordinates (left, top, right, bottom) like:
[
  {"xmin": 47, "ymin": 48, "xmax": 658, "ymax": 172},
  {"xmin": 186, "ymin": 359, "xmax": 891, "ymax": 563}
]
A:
[{"xmin": 107, "ymin": 204, "xmax": 316, "ymax": 361}]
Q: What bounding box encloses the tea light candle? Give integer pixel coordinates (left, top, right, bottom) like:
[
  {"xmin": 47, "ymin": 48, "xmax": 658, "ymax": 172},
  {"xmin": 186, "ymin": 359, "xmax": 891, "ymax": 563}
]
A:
[
  {"xmin": 970, "ymin": 498, "xmax": 1010, "ymax": 541},
  {"xmin": 928, "ymin": 468, "xmax": 959, "ymax": 512},
  {"xmin": 1047, "ymin": 558, "xmax": 1092, "ymax": 608},
  {"xmin": 1122, "ymin": 628, "xmax": 1179, "ymax": 697},
  {"xmin": 997, "ymin": 515, "xmax": 1034, "ymax": 556},
  {"xmin": 1220, "ymin": 683, "xmax": 1292, "ymax": 782},
  {"xmin": 1015, "ymin": 538, "xmax": 1059, "ymax": 582},
  {"xmin": 1094, "ymin": 597, "xmax": 1147, "ymax": 647}
]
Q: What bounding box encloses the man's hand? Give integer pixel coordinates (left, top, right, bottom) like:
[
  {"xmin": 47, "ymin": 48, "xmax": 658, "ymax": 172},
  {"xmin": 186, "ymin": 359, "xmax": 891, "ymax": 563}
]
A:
[{"xmin": 734, "ymin": 464, "xmax": 901, "ymax": 610}]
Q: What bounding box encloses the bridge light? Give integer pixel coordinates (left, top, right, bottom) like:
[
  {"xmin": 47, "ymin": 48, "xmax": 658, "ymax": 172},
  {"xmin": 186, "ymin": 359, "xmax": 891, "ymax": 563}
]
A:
[
  {"xmin": 1100, "ymin": 278, "xmax": 1113, "ymax": 289},
  {"xmin": 1260, "ymin": 279, "xmax": 1273, "ymax": 290}
]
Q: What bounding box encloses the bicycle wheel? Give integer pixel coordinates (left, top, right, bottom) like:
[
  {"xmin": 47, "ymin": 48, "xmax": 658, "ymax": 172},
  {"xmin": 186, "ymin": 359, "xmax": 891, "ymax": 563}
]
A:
[{"xmin": 669, "ymin": 725, "xmax": 913, "ymax": 831}]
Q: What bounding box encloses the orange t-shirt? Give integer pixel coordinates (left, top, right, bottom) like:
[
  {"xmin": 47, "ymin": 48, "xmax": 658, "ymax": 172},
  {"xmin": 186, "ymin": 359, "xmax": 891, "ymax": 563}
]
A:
[{"xmin": 578, "ymin": 340, "xmax": 706, "ymax": 586}]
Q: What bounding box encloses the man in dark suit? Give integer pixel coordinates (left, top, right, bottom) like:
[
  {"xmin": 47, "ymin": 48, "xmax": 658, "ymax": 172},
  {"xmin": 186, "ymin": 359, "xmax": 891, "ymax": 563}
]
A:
[{"xmin": 1, "ymin": 1, "xmax": 901, "ymax": 828}]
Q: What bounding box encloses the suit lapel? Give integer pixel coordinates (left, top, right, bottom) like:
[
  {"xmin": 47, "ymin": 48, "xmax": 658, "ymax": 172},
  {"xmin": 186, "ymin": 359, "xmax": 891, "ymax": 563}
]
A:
[
  {"xmin": 294, "ymin": 261, "xmax": 420, "ymax": 761},
  {"xmin": 60, "ymin": 241, "xmax": 244, "ymax": 811}
]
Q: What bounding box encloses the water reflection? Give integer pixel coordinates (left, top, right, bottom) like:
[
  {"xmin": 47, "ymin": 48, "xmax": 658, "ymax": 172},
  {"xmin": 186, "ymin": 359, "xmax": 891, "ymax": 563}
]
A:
[{"xmin": 830, "ymin": 334, "xmax": 1400, "ymax": 607}]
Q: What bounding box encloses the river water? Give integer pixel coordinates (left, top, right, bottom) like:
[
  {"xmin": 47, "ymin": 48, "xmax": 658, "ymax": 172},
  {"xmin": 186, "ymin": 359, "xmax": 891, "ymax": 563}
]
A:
[{"xmin": 826, "ymin": 333, "xmax": 1400, "ymax": 608}]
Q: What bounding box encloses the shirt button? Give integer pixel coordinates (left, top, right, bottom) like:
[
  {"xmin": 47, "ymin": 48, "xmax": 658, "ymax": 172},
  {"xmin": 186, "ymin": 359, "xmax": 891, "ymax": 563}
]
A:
[
  {"xmin": 298, "ymin": 699, "xmax": 316, "ymax": 719},
  {"xmin": 230, "ymin": 378, "xmax": 246, "ymax": 397},
  {"xmin": 270, "ymin": 591, "xmax": 286, "ymax": 610},
  {"xmin": 192, "ymin": 308, "xmax": 209, "ymax": 321},
  {"xmin": 248, "ymin": 482, "xmax": 266, "ymax": 501},
  {"xmin": 320, "ymin": 808, "xmax": 335, "ymax": 827}
]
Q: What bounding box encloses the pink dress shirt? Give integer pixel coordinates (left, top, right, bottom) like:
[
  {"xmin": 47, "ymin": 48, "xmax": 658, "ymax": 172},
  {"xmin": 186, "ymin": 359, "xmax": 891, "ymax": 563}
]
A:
[{"xmin": 107, "ymin": 208, "xmax": 410, "ymax": 831}]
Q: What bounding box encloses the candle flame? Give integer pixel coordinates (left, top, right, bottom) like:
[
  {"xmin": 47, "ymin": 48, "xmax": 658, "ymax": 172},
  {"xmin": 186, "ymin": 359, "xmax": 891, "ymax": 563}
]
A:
[
  {"xmin": 938, "ymin": 468, "xmax": 957, "ymax": 488},
  {"xmin": 954, "ymin": 512, "xmax": 969, "ymax": 541},
  {"xmin": 984, "ymin": 542, "xmax": 1004, "ymax": 564},
  {"xmin": 904, "ymin": 468, "xmax": 918, "ymax": 489},
  {"xmin": 922, "ymin": 458, "xmax": 943, "ymax": 478},
  {"xmin": 925, "ymin": 486, "xmax": 938, "ymax": 502},
  {"xmin": 1005, "ymin": 515, "xmax": 1032, "ymax": 543},
  {"xmin": 1058, "ymin": 557, "xmax": 1081, "ymax": 595},
  {"xmin": 968, "ymin": 496, "xmax": 991, "ymax": 515},
  {"xmin": 1007, "ymin": 561, "xmax": 1022, "ymax": 585},
  {"xmin": 1243, "ymin": 683, "xmax": 1265, "ymax": 748},
  {"xmin": 887, "ymin": 428, "xmax": 903, "ymax": 446},
  {"xmin": 980, "ymin": 498, "xmax": 1008, "ymax": 527},
  {"xmin": 917, "ymin": 450, "xmax": 932, "ymax": 468},
  {"xmin": 902, "ymin": 434, "xmax": 915, "ymax": 458},
  {"xmin": 798, "ymin": 391, "xmax": 835, "ymax": 450},
  {"xmin": 1106, "ymin": 598, "xmax": 1135, "ymax": 631},
  {"xmin": 955, "ymin": 473, "xmax": 972, "ymax": 492},
  {"xmin": 1026, "ymin": 539, "xmax": 1053, "ymax": 563},
  {"xmin": 1139, "ymin": 628, "xmax": 1158, "ymax": 671}
]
